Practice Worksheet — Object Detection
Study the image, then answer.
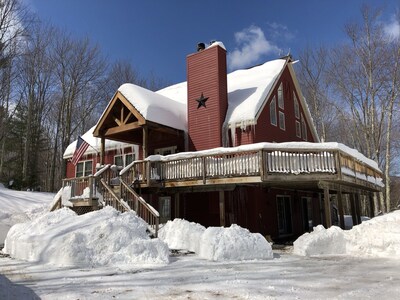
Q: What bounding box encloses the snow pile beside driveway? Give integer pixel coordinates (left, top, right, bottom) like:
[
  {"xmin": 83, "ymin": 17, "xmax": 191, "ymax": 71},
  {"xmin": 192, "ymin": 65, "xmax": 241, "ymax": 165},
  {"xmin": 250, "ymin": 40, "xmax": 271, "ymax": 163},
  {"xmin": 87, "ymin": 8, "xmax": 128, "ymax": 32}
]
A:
[
  {"xmin": 159, "ymin": 219, "xmax": 273, "ymax": 261},
  {"xmin": 158, "ymin": 218, "xmax": 205, "ymax": 253},
  {"xmin": 294, "ymin": 210, "xmax": 400, "ymax": 258},
  {"xmin": 3, "ymin": 206, "xmax": 170, "ymax": 267}
]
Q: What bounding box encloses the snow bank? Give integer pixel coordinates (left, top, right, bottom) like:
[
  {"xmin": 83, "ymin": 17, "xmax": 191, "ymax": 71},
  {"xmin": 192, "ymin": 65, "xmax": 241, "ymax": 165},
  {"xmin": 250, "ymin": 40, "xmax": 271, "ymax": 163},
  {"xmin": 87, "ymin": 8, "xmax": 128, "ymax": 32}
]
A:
[
  {"xmin": 3, "ymin": 207, "xmax": 170, "ymax": 267},
  {"xmin": 158, "ymin": 218, "xmax": 205, "ymax": 253},
  {"xmin": 293, "ymin": 225, "xmax": 346, "ymax": 256},
  {"xmin": 159, "ymin": 219, "xmax": 273, "ymax": 261},
  {"xmin": 198, "ymin": 225, "xmax": 273, "ymax": 261},
  {"xmin": 293, "ymin": 210, "xmax": 400, "ymax": 258}
]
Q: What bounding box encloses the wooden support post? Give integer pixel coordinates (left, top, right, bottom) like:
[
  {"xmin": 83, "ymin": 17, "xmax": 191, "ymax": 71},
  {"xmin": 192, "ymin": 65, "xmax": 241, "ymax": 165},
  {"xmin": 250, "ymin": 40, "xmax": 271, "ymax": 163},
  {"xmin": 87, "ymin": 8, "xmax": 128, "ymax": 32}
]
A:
[
  {"xmin": 337, "ymin": 188, "xmax": 345, "ymax": 229},
  {"xmin": 350, "ymin": 193, "xmax": 357, "ymax": 226},
  {"xmin": 175, "ymin": 193, "xmax": 180, "ymax": 218},
  {"xmin": 324, "ymin": 187, "xmax": 332, "ymax": 228},
  {"xmin": 369, "ymin": 193, "xmax": 375, "ymax": 218},
  {"xmin": 355, "ymin": 193, "xmax": 361, "ymax": 225},
  {"xmin": 143, "ymin": 126, "xmax": 148, "ymax": 158},
  {"xmin": 100, "ymin": 136, "xmax": 105, "ymax": 165},
  {"xmin": 219, "ymin": 191, "xmax": 225, "ymax": 227}
]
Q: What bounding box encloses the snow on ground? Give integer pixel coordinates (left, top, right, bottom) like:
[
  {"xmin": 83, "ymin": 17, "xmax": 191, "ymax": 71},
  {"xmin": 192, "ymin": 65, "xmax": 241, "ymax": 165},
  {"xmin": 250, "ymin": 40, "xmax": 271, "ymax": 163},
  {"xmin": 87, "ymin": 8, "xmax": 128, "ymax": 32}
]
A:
[
  {"xmin": 1, "ymin": 185, "xmax": 400, "ymax": 299},
  {"xmin": 294, "ymin": 210, "xmax": 400, "ymax": 258},
  {"xmin": 0, "ymin": 184, "xmax": 55, "ymax": 246}
]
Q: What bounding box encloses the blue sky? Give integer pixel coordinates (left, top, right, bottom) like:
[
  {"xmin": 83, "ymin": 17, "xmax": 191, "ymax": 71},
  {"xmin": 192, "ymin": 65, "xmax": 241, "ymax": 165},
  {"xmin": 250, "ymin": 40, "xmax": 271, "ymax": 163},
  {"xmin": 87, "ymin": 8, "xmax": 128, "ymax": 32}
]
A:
[{"xmin": 27, "ymin": 0, "xmax": 399, "ymax": 84}]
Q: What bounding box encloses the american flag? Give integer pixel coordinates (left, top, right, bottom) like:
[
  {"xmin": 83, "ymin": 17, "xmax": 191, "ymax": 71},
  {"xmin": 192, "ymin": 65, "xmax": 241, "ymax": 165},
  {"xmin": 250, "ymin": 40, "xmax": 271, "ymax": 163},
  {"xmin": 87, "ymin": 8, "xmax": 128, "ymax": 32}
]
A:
[{"xmin": 71, "ymin": 136, "xmax": 90, "ymax": 166}]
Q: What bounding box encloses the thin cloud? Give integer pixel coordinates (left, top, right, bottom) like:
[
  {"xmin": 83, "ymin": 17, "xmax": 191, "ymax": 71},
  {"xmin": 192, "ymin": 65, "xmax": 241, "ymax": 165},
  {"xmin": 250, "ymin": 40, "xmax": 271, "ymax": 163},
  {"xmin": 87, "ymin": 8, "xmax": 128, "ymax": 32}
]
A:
[
  {"xmin": 384, "ymin": 17, "xmax": 400, "ymax": 40},
  {"xmin": 228, "ymin": 25, "xmax": 280, "ymax": 70}
]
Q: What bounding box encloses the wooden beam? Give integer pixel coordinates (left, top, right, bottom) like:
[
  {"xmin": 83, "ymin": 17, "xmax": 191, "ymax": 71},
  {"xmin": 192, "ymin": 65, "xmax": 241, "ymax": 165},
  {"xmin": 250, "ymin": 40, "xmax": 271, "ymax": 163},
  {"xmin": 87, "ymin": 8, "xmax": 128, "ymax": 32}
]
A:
[
  {"xmin": 369, "ymin": 193, "xmax": 375, "ymax": 218},
  {"xmin": 324, "ymin": 186, "xmax": 332, "ymax": 228},
  {"xmin": 350, "ymin": 193, "xmax": 357, "ymax": 226},
  {"xmin": 174, "ymin": 193, "xmax": 180, "ymax": 219},
  {"xmin": 105, "ymin": 121, "xmax": 142, "ymax": 136},
  {"xmin": 355, "ymin": 193, "xmax": 362, "ymax": 225},
  {"xmin": 219, "ymin": 191, "xmax": 225, "ymax": 227},
  {"xmin": 337, "ymin": 187, "xmax": 345, "ymax": 229},
  {"xmin": 123, "ymin": 111, "xmax": 132, "ymax": 124},
  {"xmin": 143, "ymin": 126, "xmax": 148, "ymax": 158},
  {"xmin": 100, "ymin": 136, "xmax": 105, "ymax": 165}
]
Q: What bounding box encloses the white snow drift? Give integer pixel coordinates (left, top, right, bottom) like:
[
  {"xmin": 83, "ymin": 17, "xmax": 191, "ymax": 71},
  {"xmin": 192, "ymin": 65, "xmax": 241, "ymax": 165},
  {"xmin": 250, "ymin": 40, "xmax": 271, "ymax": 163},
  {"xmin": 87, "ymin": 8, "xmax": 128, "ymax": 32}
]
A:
[
  {"xmin": 3, "ymin": 206, "xmax": 170, "ymax": 267},
  {"xmin": 294, "ymin": 210, "xmax": 400, "ymax": 258},
  {"xmin": 159, "ymin": 218, "xmax": 273, "ymax": 261}
]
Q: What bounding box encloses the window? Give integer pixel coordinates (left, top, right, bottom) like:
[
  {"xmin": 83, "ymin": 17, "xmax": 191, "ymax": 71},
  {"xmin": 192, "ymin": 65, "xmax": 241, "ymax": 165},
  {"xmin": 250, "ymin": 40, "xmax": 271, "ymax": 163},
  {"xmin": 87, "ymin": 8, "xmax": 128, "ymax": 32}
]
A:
[
  {"xmin": 278, "ymin": 82, "xmax": 284, "ymax": 109},
  {"xmin": 270, "ymin": 96, "xmax": 277, "ymax": 126},
  {"xmin": 294, "ymin": 92, "xmax": 300, "ymax": 119},
  {"xmin": 159, "ymin": 196, "xmax": 171, "ymax": 224},
  {"xmin": 277, "ymin": 195, "xmax": 292, "ymax": 235},
  {"xmin": 76, "ymin": 160, "xmax": 92, "ymax": 177},
  {"xmin": 154, "ymin": 146, "xmax": 177, "ymax": 155},
  {"xmin": 295, "ymin": 120, "xmax": 301, "ymax": 138},
  {"xmin": 301, "ymin": 114, "xmax": 308, "ymax": 141},
  {"xmin": 114, "ymin": 153, "xmax": 136, "ymax": 167},
  {"xmin": 279, "ymin": 111, "xmax": 285, "ymax": 130}
]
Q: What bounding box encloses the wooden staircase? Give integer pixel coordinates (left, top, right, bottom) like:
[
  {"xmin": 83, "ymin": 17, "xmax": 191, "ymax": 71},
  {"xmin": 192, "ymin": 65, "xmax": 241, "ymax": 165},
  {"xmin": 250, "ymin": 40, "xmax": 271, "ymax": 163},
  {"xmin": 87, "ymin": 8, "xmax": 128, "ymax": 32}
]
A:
[{"xmin": 61, "ymin": 164, "xmax": 160, "ymax": 237}]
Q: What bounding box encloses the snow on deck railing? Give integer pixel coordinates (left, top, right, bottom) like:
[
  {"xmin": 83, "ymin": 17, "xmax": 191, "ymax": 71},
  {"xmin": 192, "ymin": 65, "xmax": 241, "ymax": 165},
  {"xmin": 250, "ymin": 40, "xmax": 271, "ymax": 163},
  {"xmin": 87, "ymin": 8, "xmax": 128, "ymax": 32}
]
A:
[{"xmin": 126, "ymin": 143, "xmax": 383, "ymax": 187}]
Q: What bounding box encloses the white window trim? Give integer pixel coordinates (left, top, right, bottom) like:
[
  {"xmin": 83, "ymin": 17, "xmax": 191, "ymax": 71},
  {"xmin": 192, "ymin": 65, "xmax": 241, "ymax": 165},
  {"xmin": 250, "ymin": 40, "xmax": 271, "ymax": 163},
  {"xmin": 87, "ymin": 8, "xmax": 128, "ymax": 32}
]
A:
[
  {"xmin": 278, "ymin": 82, "xmax": 284, "ymax": 109},
  {"xmin": 270, "ymin": 96, "xmax": 277, "ymax": 126},
  {"xmin": 75, "ymin": 159, "xmax": 93, "ymax": 177},
  {"xmin": 295, "ymin": 120, "xmax": 301, "ymax": 138},
  {"xmin": 279, "ymin": 111, "xmax": 286, "ymax": 131},
  {"xmin": 114, "ymin": 153, "xmax": 135, "ymax": 167}
]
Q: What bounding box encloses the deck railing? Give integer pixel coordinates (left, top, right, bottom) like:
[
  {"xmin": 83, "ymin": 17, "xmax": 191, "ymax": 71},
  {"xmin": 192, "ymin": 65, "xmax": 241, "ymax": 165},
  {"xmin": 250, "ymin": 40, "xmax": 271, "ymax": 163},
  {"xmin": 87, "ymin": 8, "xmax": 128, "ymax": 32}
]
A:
[{"xmin": 126, "ymin": 148, "xmax": 382, "ymax": 187}]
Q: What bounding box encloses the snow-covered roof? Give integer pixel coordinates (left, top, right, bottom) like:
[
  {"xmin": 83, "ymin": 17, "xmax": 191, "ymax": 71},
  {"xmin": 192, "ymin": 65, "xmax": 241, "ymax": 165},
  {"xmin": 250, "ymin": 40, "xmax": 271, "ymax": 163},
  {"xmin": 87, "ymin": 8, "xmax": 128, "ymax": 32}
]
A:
[
  {"xmin": 65, "ymin": 57, "xmax": 318, "ymax": 158},
  {"xmin": 118, "ymin": 83, "xmax": 187, "ymax": 131},
  {"xmin": 156, "ymin": 59, "xmax": 287, "ymax": 129},
  {"xmin": 63, "ymin": 126, "xmax": 135, "ymax": 159}
]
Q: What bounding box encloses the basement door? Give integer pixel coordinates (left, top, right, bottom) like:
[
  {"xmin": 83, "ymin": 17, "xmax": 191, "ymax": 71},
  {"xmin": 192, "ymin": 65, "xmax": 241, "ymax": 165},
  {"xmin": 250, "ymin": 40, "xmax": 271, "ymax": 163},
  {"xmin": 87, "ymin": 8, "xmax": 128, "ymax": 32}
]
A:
[{"xmin": 277, "ymin": 195, "xmax": 292, "ymax": 235}]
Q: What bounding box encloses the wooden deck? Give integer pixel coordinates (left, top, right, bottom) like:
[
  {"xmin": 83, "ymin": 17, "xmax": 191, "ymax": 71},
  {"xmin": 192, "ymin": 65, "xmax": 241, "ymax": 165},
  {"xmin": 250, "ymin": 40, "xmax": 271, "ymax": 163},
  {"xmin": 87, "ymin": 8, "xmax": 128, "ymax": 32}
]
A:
[
  {"xmin": 60, "ymin": 145, "xmax": 383, "ymax": 235},
  {"xmin": 120, "ymin": 147, "xmax": 383, "ymax": 192}
]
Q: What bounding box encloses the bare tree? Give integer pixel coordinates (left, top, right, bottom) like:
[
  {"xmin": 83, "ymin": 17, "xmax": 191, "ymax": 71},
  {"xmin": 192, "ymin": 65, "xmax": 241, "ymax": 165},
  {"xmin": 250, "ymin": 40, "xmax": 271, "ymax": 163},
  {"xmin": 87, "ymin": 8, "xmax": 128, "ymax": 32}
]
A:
[
  {"xmin": 49, "ymin": 32, "xmax": 106, "ymax": 190},
  {"xmin": 327, "ymin": 5, "xmax": 399, "ymax": 213},
  {"xmin": 297, "ymin": 46, "xmax": 339, "ymax": 142},
  {"xmin": 15, "ymin": 22, "xmax": 55, "ymax": 188},
  {"xmin": 0, "ymin": 0, "xmax": 31, "ymax": 181}
]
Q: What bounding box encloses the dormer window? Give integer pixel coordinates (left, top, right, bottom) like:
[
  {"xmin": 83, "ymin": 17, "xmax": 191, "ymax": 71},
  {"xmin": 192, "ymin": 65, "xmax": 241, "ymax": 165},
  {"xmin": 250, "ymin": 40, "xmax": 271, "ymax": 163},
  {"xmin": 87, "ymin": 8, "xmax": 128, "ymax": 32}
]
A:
[{"xmin": 278, "ymin": 83, "xmax": 284, "ymax": 109}]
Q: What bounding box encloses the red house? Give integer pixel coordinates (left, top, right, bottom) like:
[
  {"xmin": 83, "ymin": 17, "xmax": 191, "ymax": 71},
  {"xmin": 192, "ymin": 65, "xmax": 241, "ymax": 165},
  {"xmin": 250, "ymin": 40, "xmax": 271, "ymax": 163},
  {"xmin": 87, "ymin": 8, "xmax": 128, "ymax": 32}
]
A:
[{"xmin": 63, "ymin": 42, "xmax": 383, "ymax": 240}]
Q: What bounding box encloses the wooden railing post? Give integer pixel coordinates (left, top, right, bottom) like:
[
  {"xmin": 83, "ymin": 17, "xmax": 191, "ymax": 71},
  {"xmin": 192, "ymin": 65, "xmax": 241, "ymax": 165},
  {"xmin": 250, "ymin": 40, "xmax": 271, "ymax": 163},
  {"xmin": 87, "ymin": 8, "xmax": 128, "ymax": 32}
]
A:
[
  {"xmin": 259, "ymin": 150, "xmax": 266, "ymax": 181},
  {"xmin": 335, "ymin": 150, "xmax": 342, "ymax": 180},
  {"xmin": 202, "ymin": 156, "xmax": 206, "ymax": 184}
]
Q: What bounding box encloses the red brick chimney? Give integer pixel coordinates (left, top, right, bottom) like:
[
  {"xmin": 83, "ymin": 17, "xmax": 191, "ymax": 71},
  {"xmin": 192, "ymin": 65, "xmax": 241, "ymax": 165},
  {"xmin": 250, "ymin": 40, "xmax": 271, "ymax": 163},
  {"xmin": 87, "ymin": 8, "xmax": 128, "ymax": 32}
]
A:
[{"xmin": 187, "ymin": 42, "xmax": 228, "ymax": 151}]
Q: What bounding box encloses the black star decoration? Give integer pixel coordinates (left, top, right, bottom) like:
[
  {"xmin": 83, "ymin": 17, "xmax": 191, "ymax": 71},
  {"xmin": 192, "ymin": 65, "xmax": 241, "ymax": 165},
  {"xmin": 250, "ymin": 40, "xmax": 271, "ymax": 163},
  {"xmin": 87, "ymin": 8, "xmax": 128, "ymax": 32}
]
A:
[{"xmin": 195, "ymin": 93, "xmax": 209, "ymax": 109}]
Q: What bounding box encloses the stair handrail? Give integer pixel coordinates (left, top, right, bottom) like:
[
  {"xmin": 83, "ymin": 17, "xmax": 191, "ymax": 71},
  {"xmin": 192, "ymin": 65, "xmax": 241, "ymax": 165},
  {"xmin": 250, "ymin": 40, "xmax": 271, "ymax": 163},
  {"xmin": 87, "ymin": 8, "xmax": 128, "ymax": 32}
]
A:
[
  {"xmin": 120, "ymin": 178, "xmax": 159, "ymax": 217},
  {"xmin": 99, "ymin": 178, "xmax": 131, "ymax": 212},
  {"xmin": 120, "ymin": 178, "xmax": 160, "ymax": 237}
]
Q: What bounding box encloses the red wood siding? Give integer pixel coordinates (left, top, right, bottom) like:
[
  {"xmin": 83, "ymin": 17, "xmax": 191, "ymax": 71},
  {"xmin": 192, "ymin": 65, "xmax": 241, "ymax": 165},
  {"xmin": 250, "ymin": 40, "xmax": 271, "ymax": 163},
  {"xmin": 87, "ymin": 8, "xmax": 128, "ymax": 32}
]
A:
[
  {"xmin": 231, "ymin": 66, "xmax": 316, "ymax": 145},
  {"xmin": 187, "ymin": 45, "xmax": 228, "ymax": 151}
]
